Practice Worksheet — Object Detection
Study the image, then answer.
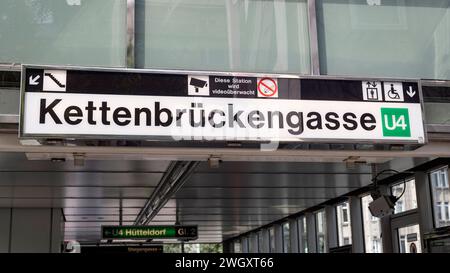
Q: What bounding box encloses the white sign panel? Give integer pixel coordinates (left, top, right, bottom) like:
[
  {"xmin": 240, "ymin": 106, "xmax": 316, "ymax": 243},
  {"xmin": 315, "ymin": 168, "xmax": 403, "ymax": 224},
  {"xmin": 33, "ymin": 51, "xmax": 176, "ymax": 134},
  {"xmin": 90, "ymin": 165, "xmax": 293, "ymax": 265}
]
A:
[{"xmin": 22, "ymin": 92, "xmax": 425, "ymax": 143}]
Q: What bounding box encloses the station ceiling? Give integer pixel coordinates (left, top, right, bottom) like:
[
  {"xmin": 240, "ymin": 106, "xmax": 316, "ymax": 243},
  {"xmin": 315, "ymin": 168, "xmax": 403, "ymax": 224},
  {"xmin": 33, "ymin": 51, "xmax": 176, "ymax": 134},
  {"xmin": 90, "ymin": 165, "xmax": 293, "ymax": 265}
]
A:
[
  {"xmin": 0, "ymin": 151, "xmax": 376, "ymax": 243},
  {"xmin": 0, "ymin": 131, "xmax": 446, "ymax": 243}
]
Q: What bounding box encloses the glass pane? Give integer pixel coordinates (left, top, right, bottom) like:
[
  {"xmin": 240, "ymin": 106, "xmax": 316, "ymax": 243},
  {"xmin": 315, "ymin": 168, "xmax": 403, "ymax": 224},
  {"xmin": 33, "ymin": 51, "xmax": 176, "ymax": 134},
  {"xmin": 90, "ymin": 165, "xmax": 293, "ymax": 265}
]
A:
[
  {"xmin": 425, "ymin": 103, "xmax": 450, "ymax": 126},
  {"xmin": 269, "ymin": 227, "xmax": 276, "ymax": 253},
  {"xmin": 336, "ymin": 201, "xmax": 352, "ymax": 246},
  {"xmin": 430, "ymin": 167, "xmax": 450, "ymax": 228},
  {"xmin": 397, "ymin": 224, "xmax": 422, "ymax": 253},
  {"xmin": 136, "ymin": 0, "xmax": 311, "ymax": 74},
  {"xmin": 163, "ymin": 243, "xmax": 182, "ymax": 253},
  {"xmin": 298, "ymin": 217, "xmax": 308, "ymax": 253},
  {"xmin": 184, "ymin": 244, "xmax": 200, "ymax": 253},
  {"xmin": 303, "ymin": 217, "xmax": 308, "ymax": 253},
  {"xmin": 199, "ymin": 244, "xmax": 223, "ymax": 253},
  {"xmin": 0, "ymin": 0, "xmax": 127, "ymax": 67},
  {"xmin": 258, "ymin": 231, "xmax": 264, "ymax": 253},
  {"xmin": 249, "ymin": 234, "xmax": 258, "ymax": 253},
  {"xmin": 391, "ymin": 179, "xmax": 418, "ymax": 214},
  {"xmin": 282, "ymin": 222, "xmax": 290, "ymax": 253},
  {"xmin": 242, "ymin": 237, "xmax": 249, "ymax": 253},
  {"xmin": 361, "ymin": 195, "xmax": 383, "ymax": 253},
  {"xmin": 317, "ymin": 0, "xmax": 450, "ymax": 79},
  {"xmin": 315, "ymin": 210, "xmax": 327, "ymax": 253},
  {"xmin": 234, "ymin": 240, "xmax": 242, "ymax": 253}
]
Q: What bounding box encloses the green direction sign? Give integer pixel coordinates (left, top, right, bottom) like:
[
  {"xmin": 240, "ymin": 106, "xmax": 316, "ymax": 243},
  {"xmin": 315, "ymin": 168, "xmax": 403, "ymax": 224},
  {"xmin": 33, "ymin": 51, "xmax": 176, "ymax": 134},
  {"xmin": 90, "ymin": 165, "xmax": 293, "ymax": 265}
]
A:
[{"xmin": 101, "ymin": 225, "xmax": 198, "ymax": 240}]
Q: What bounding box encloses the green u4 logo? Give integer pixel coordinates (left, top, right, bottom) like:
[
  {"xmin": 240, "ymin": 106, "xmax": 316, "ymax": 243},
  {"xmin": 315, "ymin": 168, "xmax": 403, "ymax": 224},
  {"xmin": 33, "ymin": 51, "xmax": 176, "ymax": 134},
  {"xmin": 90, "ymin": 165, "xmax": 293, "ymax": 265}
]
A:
[{"xmin": 381, "ymin": 108, "xmax": 411, "ymax": 137}]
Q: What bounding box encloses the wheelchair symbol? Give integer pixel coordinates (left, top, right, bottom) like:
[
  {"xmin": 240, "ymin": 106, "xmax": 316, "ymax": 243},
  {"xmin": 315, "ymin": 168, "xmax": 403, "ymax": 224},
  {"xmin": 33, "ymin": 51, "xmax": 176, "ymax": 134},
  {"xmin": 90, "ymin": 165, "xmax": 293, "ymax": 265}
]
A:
[
  {"xmin": 384, "ymin": 82, "xmax": 404, "ymax": 102},
  {"xmin": 387, "ymin": 84, "xmax": 400, "ymax": 99}
]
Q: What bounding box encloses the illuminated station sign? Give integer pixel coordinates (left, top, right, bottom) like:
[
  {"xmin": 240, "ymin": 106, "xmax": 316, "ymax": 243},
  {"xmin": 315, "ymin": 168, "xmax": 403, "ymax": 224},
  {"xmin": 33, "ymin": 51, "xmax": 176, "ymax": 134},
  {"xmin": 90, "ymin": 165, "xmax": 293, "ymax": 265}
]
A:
[{"xmin": 20, "ymin": 65, "xmax": 426, "ymax": 146}]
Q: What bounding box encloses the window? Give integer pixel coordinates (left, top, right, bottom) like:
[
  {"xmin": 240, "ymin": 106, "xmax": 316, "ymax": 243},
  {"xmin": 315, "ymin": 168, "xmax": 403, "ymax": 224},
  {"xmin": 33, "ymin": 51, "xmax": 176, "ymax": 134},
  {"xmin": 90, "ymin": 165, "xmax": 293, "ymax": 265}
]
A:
[
  {"xmin": 437, "ymin": 202, "xmax": 443, "ymax": 221},
  {"xmin": 233, "ymin": 240, "xmax": 242, "ymax": 253},
  {"xmin": 136, "ymin": 0, "xmax": 311, "ymax": 74},
  {"xmin": 163, "ymin": 243, "xmax": 182, "ymax": 253},
  {"xmin": 399, "ymin": 235, "xmax": 406, "ymax": 254},
  {"xmin": 446, "ymin": 202, "xmax": 450, "ymax": 220},
  {"xmin": 298, "ymin": 217, "xmax": 308, "ymax": 253},
  {"xmin": 431, "ymin": 168, "xmax": 449, "ymax": 188},
  {"xmin": 395, "ymin": 200, "xmax": 404, "ymax": 214},
  {"xmin": 0, "ymin": 0, "xmax": 127, "ymax": 66},
  {"xmin": 361, "ymin": 195, "xmax": 383, "ymax": 253},
  {"xmin": 435, "ymin": 202, "xmax": 450, "ymax": 222},
  {"xmin": 371, "ymin": 237, "xmax": 381, "ymax": 253},
  {"xmin": 269, "ymin": 227, "xmax": 275, "ymax": 253},
  {"xmin": 343, "ymin": 237, "xmax": 350, "ymax": 245},
  {"xmin": 430, "ymin": 167, "xmax": 450, "ymax": 228},
  {"xmin": 249, "ymin": 234, "xmax": 258, "ymax": 253},
  {"xmin": 391, "ymin": 179, "xmax": 417, "ymax": 214},
  {"xmin": 397, "ymin": 224, "xmax": 422, "ymax": 253},
  {"xmin": 245, "ymin": 236, "xmax": 251, "ymax": 253},
  {"xmin": 315, "ymin": 210, "xmax": 327, "ymax": 253},
  {"xmin": 316, "ymin": 0, "xmax": 450, "ymax": 80},
  {"xmin": 343, "ymin": 206, "xmax": 349, "ymax": 223},
  {"xmin": 258, "ymin": 231, "xmax": 264, "ymax": 253},
  {"xmin": 241, "ymin": 237, "xmax": 249, "ymax": 253},
  {"xmin": 336, "ymin": 201, "xmax": 352, "ymax": 246},
  {"xmin": 282, "ymin": 222, "xmax": 290, "ymax": 253}
]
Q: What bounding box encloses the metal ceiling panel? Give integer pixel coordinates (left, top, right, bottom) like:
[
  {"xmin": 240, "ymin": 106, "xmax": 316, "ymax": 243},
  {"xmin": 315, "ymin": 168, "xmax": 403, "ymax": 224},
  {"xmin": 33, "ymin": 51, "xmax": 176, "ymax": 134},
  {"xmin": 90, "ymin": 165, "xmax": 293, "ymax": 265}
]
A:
[
  {"xmin": 174, "ymin": 187, "xmax": 356, "ymax": 199},
  {"xmin": 64, "ymin": 221, "xmax": 135, "ymax": 228},
  {"xmin": 184, "ymin": 173, "xmax": 372, "ymax": 188},
  {"xmin": 0, "ymin": 186, "xmax": 154, "ymax": 198},
  {"xmin": 0, "ymin": 198, "xmax": 148, "ymax": 208},
  {"xmin": 173, "ymin": 215, "xmax": 285, "ymax": 222},
  {"xmin": 160, "ymin": 207, "xmax": 303, "ymax": 215},
  {"xmin": 63, "ymin": 207, "xmax": 142, "ymax": 215},
  {"xmin": 0, "ymin": 152, "xmax": 170, "ymax": 172},
  {"xmin": 65, "ymin": 215, "xmax": 138, "ymax": 222},
  {"xmin": 168, "ymin": 198, "xmax": 327, "ymax": 208},
  {"xmin": 0, "ymin": 172, "xmax": 163, "ymax": 187},
  {"xmin": 194, "ymin": 161, "xmax": 372, "ymax": 174}
]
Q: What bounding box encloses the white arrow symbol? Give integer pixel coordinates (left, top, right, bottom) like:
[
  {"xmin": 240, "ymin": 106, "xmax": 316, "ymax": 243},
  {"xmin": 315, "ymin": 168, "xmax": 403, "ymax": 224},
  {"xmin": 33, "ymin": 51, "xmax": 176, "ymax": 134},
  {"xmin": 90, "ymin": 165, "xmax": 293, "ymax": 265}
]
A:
[
  {"xmin": 406, "ymin": 86, "xmax": 416, "ymax": 97},
  {"xmin": 29, "ymin": 75, "xmax": 40, "ymax": 86}
]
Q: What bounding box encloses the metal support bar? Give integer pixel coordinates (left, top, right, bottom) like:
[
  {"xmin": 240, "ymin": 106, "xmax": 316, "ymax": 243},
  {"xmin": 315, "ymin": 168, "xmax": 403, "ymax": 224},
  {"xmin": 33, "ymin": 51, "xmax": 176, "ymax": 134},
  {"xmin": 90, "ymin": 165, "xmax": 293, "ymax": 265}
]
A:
[
  {"xmin": 306, "ymin": 212, "xmax": 317, "ymax": 253},
  {"xmin": 325, "ymin": 205, "xmax": 337, "ymax": 250},
  {"xmin": 126, "ymin": 0, "xmax": 136, "ymax": 68},
  {"xmin": 307, "ymin": 0, "xmax": 321, "ymax": 75},
  {"xmin": 379, "ymin": 185, "xmax": 394, "ymax": 253},
  {"xmin": 241, "ymin": 237, "xmax": 249, "ymax": 253},
  {"xmin": 0, "ymin": 64, "xmax": 21, "ymax": 72},
  {"xmin": 261, "ymin": 229, "xmax": 270, "ymax": 253},
  {"xmin": 349, "ymin": 196, "xmax": 365, "ymax": 253},
  {"xmin": 134, "ymin": 161, "xmax": 200, "ymax": 225},
  {"xmin": 289, "ymin": 218, "xmax": 299, "ymax": 253},
  {"xmin": 297, "ymin": 216, "xmax": 307, "ymax": 253},
  {"xmin": 415, "ymin": 171, "xmax": 434, "ymax": 235},
  {"xmin": 274, "ymin": 224, "xmax": 284, "ymax": 253},
  {"xmin": 119, "ymin": 198, "xmax": 123, "ymax": 226}
]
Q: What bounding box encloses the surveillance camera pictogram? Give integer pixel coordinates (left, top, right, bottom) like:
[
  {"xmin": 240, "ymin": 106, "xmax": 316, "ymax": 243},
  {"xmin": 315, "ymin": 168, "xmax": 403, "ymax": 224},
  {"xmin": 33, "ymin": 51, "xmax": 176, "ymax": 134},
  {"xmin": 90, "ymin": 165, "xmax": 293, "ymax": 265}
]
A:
[{"xmin": 188, "ymin": 76, "xmax": 209, "ymax": 96}]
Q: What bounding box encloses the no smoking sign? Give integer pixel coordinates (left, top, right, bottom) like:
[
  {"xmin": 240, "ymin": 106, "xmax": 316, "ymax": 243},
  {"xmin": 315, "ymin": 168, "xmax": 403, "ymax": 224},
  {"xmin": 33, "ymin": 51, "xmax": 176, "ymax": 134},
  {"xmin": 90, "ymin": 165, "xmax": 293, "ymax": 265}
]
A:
[{"xmin": 257, "ymin": 78, "xmax": 278, "ymax": 98}]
